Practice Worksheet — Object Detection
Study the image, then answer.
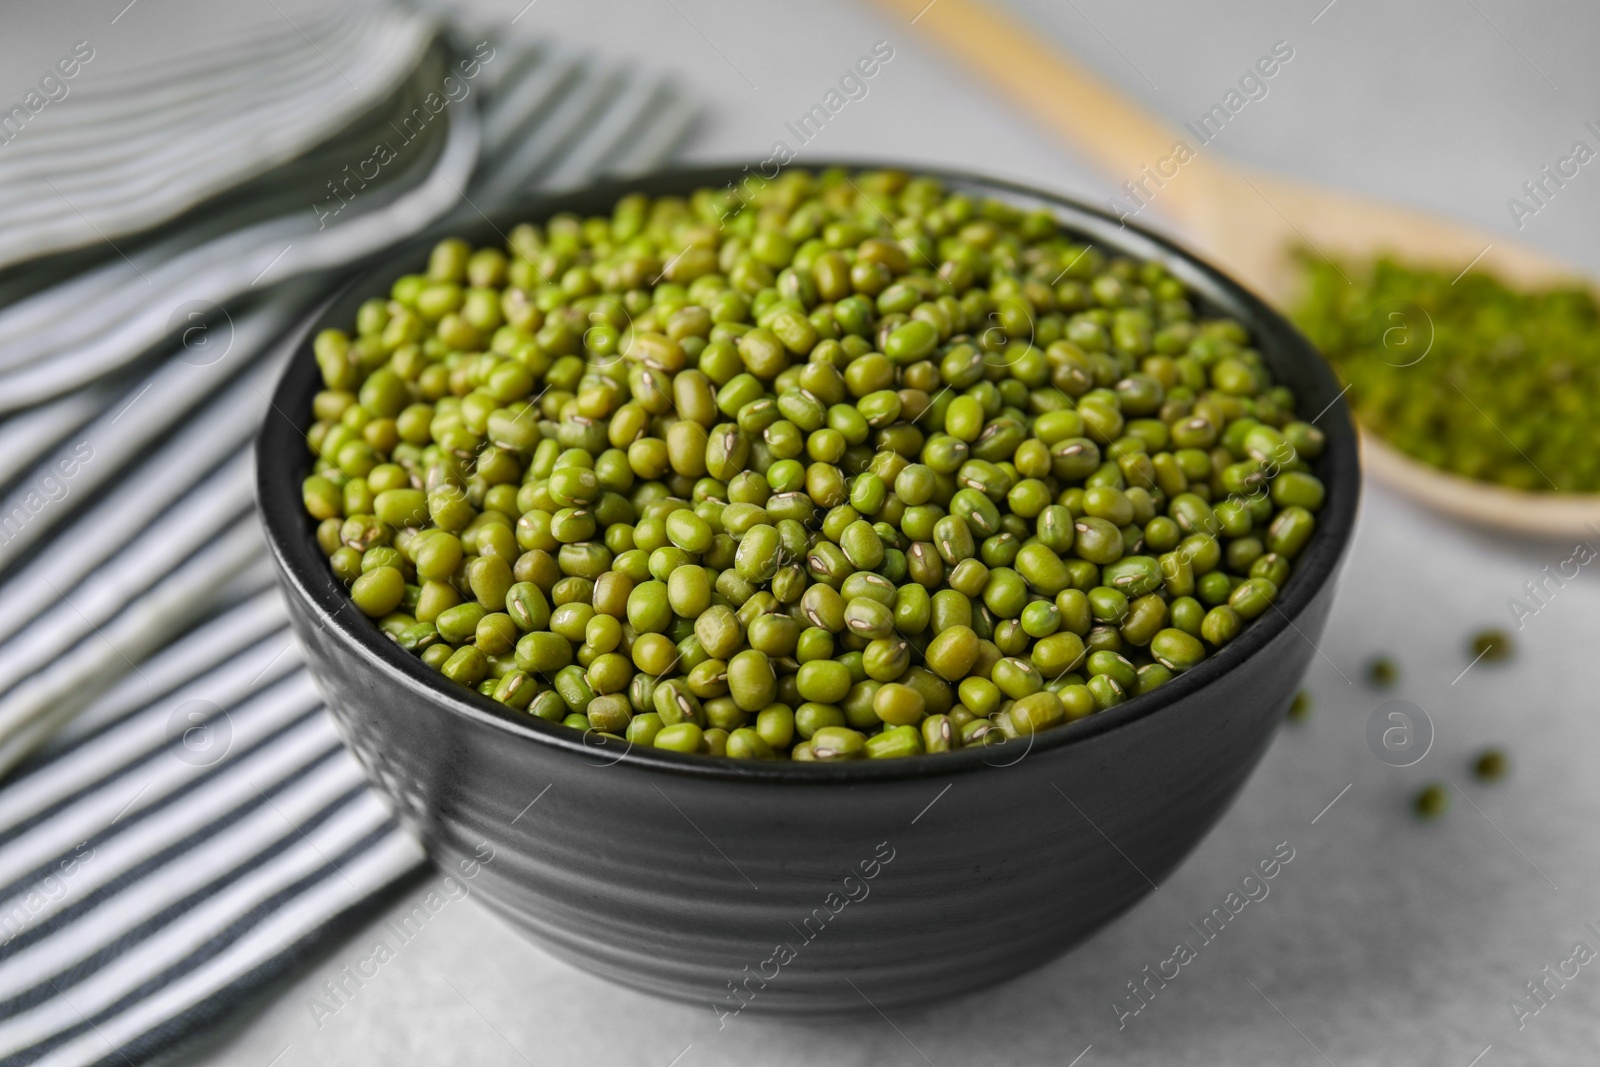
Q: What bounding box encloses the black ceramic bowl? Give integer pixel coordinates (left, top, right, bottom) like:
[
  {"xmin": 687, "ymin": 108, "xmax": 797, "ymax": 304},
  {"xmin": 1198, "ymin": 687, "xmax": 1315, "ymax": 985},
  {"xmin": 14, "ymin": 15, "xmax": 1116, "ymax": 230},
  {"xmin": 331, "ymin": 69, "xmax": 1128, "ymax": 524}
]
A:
[{"xmin": 257, "ymin": 163, "xmax": 1359, "ymax": 1017}]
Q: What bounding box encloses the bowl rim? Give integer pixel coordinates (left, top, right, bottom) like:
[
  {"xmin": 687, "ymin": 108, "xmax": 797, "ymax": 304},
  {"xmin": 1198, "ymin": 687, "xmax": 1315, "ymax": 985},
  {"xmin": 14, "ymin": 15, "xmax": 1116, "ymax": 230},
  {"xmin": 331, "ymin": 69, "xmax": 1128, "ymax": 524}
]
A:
[{"xmin": 256, "ymin": 159, "xmax": 1361, "ymax": 784}]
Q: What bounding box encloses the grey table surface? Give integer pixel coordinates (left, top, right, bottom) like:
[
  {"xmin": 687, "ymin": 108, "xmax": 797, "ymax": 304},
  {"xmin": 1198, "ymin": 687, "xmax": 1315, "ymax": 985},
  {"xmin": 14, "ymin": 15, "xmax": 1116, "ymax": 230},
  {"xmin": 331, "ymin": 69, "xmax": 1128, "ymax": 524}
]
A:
[{"xmin": 9, "ymin": 0, "xmax": 1600, "ymax": 1064}]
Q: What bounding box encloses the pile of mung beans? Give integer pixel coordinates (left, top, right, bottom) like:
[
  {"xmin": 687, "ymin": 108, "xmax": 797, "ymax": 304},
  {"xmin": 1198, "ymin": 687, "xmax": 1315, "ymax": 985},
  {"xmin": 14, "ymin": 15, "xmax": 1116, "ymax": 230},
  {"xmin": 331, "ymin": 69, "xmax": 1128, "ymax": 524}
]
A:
[
  {"xmin": 1293, "ymin": 253, "xmax": 1600, "ymax": 492},
  {"xmin": 300, "ymin": 168, "xmax": 1327, "ymax": 761}
]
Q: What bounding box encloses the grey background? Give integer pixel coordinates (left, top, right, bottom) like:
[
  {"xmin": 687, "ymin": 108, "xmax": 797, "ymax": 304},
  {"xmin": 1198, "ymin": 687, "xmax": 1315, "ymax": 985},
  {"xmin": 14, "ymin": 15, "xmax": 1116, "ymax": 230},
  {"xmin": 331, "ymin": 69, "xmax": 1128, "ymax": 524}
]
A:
[{"xmin": 8, "ymin": 0, "xmax": 1600, "ymax": 1064}]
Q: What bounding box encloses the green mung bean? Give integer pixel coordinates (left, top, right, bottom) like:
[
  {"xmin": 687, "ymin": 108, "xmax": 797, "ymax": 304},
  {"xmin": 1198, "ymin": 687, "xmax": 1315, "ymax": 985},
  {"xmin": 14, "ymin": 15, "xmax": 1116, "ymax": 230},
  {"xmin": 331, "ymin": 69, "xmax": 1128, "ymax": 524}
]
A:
[
  {"xmin": 1294, "ymin": 252, "xmax": 1600, "ymax": 492},
  {"xmin": 305, "ymin": 168, "xmax": 1326, "ymax": 760}
]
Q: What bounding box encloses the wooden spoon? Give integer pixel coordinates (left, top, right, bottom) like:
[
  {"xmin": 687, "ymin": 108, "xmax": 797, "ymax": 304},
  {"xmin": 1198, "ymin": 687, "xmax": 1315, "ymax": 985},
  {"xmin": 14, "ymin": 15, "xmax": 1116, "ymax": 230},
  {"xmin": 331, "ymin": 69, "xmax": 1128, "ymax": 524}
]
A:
[{"xmin": 878, "ymin": 0, "xmax": 1600, "ymax": 538}]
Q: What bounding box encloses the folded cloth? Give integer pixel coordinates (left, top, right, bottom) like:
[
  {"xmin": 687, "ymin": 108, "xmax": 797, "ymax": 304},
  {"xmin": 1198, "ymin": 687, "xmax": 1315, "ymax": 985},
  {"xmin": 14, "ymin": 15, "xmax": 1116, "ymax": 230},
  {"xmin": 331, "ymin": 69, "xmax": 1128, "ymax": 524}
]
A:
[
  {"xmin": 0, "ymin": 5, "xmax": 437, "ymax": 273},
  {"xmin": 0, "ymin": 6, "xmax": 695, "ymax": 1062},
  {"xmin": 0, "ymin": 594, "xmax": 425, "ymax": 1067}
]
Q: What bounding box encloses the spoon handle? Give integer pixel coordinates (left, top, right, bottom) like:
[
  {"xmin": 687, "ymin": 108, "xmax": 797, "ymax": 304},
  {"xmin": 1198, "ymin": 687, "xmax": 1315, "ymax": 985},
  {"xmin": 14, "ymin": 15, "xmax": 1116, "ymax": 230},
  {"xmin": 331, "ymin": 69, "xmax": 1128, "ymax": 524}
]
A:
[{"xmin": 873, "ymin": 0, "xmax": 1223, "ymax": 227}]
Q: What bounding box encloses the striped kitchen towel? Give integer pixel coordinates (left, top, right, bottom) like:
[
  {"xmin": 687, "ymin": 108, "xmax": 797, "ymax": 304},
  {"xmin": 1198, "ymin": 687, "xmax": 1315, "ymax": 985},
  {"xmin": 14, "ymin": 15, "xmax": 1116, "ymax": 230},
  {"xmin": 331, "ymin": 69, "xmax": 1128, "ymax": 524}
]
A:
[
  {"xmin": 0, "ymin": 5, "xmax": 695, "ymax": 1062},
  {"xmin": 0, "ymin": 594, "xmax": 421, "ymax": 1067}
]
